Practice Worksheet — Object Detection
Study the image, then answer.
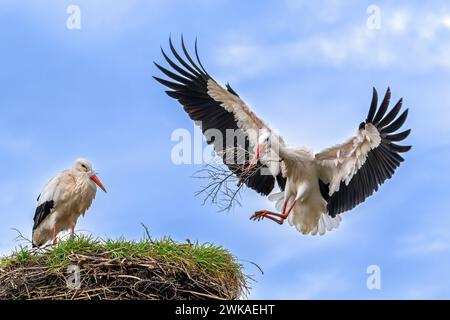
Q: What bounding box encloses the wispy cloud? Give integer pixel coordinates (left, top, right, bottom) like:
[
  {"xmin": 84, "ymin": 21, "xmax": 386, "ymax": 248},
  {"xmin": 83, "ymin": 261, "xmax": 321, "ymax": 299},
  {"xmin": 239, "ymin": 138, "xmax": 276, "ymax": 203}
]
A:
[
  {"xmin": 213, "ymin": 4, "xmax": 450, "ymax": 78},
  {"xmin": 251, "ymin": 270, "xmax": 349, "ymax": 299},
  {"xmin": 397, "ymin": 230, "xmax": 450, "ymax": 256},
  {"xmin": 1, "ymin": 0, "xmax": 450, "ymax": 300}
]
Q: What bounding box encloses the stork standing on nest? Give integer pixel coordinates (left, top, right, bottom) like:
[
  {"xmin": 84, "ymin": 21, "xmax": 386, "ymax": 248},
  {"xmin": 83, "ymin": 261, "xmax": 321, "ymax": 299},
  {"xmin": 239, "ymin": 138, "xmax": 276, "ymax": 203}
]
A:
[
  {"xmin": 154, "ymin": 37, "xmax": 411, "ymax": 235},
  {"xmin": 32, "ymin": 159, "xmax": 107, "ymax": 247}
]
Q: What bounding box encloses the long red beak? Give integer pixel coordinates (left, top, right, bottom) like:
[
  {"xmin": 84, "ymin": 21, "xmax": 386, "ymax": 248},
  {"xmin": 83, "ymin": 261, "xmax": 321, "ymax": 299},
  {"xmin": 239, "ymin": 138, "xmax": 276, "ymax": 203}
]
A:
[
  {"xmin": 246, "ymin": 143, "xmax": 265, "ymax": 172},
  {"xmin": 237, "ymin": 143, "xmax": 265, "ymax": 186},
  {"xmin": 90, "ymin": 174, "xmax": 107, "ymax": 193}
]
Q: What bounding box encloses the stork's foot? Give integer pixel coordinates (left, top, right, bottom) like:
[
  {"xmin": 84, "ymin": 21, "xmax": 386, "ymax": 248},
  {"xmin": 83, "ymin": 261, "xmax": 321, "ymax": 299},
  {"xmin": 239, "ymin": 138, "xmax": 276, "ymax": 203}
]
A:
[
  {"xmin": 251, "ymin": 201, "xmax": 296, "ymax": 226},
  {"xmin": 250, "ymin": 210, "xmax": 285, "ymax": 225}
]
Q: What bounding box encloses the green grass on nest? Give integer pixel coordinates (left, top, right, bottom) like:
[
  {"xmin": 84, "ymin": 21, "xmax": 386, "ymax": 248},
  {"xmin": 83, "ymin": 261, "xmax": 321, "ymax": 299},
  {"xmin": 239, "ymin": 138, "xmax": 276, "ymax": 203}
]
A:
[
  {"xmin": 1, "ymin": 235, "xmax": 242, "ymax": 275},
  {"xmin": 0, "ymin": 235, "xmax": 248, "ymax": 300}
]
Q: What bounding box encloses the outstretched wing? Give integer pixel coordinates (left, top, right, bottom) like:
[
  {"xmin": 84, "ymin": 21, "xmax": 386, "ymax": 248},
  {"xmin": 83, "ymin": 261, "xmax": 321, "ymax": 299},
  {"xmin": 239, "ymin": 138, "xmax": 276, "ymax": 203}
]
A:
[
  {"xmin": 316, "ymin": 88, "xmax": 411, "ymax": 217},
  {"xmin": 154, "ymin": 37, "xmax": 285, "ymax": 195}
]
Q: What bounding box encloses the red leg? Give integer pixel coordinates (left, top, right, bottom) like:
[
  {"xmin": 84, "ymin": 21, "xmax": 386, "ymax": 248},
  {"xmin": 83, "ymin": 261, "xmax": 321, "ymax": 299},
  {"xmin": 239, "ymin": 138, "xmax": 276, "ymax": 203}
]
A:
[
  {"xmin": 282, "ymin": 199, "xmax": 288, "ymax": 214},
  {"xmin": 71, "ymin": 224, "xmax": 75, "ymax": 240},
  {"xmin": 250, "ymin": 210, "xmax": 284, "ymax": 224},
  {"xmin": 250, "ymin": 199, "xmax": 297, "ymax": 225},
  {"xmin": 53, "ymin": 224, "xmax": 57, "ymax": 245},
  {"xmin": 279, "ymin": 200, "xmax": 296, "ymax": 219}
]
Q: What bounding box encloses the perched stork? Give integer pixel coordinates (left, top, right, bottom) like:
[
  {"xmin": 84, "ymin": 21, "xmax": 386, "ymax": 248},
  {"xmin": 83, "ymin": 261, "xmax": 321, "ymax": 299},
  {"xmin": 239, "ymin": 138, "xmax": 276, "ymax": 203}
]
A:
[
  {"xmin": 32, "ymin": 159, "xmax": 107, "ymax": 247},
  {"xmin": 154, "ymin": 37, "xmax": 411, "ymax": 235}
]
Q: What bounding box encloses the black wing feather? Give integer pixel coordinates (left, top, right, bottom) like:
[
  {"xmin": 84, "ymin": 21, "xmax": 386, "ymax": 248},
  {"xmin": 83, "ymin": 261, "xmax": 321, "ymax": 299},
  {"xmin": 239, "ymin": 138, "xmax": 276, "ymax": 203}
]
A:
[
  {"xmin": 366, "ymin": 87, "xmax": 378, "ymax": 123},
  {"xmin": 324, "ymin": 88, "xmax": 411, "ymax": 217},
  {"xmin": 372, "ymin": 88, "xmax": 391, "ymax": 124},
  {"xmin": 155, "ymin": 37, "xmax": 285, "ymax": 194},
  {"xmin": 382, "ymin": 109, "xmax": 409, "ymax": 133},
  {"xmin": 385, "ymin": 129, "xmax": 411, "ymax": 142},
  {"xmin": 32, "ymin": 200, "xmax": 55, "ymax": 231}
]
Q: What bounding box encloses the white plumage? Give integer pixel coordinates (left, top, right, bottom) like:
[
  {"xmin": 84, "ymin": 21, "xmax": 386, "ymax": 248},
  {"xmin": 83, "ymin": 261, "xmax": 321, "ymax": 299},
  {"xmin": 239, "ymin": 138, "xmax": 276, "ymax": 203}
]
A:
[
  {"xmin": 155, "ymin": 37, "xmax": 411, "ymax": 236},
  {"xmin": 32, "ymin": 158, "xmax": 107, "ymax": 247}
]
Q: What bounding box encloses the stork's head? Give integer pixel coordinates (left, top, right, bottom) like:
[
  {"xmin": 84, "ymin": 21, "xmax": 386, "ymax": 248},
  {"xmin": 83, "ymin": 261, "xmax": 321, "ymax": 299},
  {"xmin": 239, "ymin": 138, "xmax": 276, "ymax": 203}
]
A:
[
  {"xmin": 73, "ymin": 158, "xmax": 107, "ymax": 193},
  {"xmin": 258, "ymin": 131, "xmax": 272, "ymax": 148},
  {"xmin": 245, "ymin": 131, "xmax": 281, "ymax": 173},
  {"xmin": 74, "ymin": 158, "xmax": 93, "ymax": 172}
]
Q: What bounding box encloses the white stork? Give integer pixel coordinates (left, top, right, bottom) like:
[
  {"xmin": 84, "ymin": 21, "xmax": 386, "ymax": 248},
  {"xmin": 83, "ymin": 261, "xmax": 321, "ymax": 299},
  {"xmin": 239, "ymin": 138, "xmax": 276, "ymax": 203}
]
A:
[
  {"xmin": 32, "ymin": 158, "xmax": 107, "ymax": 247},
  {"xmin": 154, "ymin": 37, "xmax": 411, "ymax": 235}
]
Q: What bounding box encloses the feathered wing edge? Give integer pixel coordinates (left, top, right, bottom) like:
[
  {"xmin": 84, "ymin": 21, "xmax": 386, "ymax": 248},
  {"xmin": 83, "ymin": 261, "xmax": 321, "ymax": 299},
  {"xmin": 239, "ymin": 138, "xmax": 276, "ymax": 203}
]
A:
[
  {"xmin": 154, "ymin": 36, "xmax": 286, "ymax": 195},
  {"xmin": 317, "ymin": 88, "xmax": 411, "ymax": 217}
]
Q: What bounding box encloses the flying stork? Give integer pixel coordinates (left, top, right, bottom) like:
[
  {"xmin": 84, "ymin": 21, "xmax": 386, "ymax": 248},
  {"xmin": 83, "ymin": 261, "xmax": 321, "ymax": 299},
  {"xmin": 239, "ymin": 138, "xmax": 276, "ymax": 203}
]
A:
[
  {"xmin": 32, "ymin": 158, "xmax": 107, "ymax": 247},
  {"xmin": 154, "ymin": 37, "xmax": 411, "ymax": 235}
]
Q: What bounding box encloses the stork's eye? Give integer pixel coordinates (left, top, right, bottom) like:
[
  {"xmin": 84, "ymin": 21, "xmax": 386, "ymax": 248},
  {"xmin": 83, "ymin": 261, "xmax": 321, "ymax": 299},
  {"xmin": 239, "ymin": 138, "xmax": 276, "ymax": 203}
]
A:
[{"xmin": 81, "ymin": 164, "xmax": 87, "ymax": 169}]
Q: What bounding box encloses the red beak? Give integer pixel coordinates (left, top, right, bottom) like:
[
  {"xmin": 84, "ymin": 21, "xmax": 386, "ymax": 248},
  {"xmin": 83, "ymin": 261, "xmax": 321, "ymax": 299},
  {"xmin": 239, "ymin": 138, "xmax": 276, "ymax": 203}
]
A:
[
  {"xmin": 237, "ymin": 143, "xmax": 265, "ymax": 186},
  {"xmin": 246, "ymin": 143, "xmax": 265, "ymax": 172},
  {"xmin": 90, "ymin": 174, "xmax": 107, "ymax": 193}
]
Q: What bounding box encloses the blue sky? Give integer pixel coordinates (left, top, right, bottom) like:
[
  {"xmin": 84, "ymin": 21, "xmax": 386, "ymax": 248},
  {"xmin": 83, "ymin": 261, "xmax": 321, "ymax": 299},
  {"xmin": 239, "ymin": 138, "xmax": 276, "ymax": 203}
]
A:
[{"xmin": 1, "ymin": 0, "xmax": 450, "ymax": 299}]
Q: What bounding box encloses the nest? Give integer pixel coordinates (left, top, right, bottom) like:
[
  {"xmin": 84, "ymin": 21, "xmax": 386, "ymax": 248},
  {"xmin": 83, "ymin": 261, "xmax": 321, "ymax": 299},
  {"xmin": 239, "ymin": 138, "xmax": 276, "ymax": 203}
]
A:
[{"xmin": 0, "ymin": 236, "xmax": 249, "ymax": 300}]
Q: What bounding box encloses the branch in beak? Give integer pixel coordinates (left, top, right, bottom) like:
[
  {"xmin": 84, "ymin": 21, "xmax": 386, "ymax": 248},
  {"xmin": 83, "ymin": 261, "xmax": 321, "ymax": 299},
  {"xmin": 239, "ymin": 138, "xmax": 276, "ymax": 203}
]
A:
[
  {"xmin": 248, "ymin": 143, "xmax": 265, "ymax": 170},
  {"xmin": 90, "ymin": 174, "xmax": 107, "ymax": 193},
  {"xmin": 237, "ymin": 143, "xmax": 265, "ymax": 186}
]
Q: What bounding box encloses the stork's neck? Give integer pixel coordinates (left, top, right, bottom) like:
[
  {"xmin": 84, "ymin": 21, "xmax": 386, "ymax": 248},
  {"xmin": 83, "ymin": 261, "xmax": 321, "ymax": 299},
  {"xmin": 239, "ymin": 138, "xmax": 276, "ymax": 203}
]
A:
[
  {"xmin": 278, "ymin": 144, "xmax": 313, "ymax": 163},
  {"xmin": 265, "ymin": 133, "xmax": 312, "ymax": 165},
  {"xmin": 278, "ymin": 144, "xmax": 296, "ymax": 160},
  {"xmin": 73, "ymin": 172, "xmax": 96, "ymax": 195},
  {"xmin": 269, "ymin": 136, "xmax": 295, "ymax": 160}
]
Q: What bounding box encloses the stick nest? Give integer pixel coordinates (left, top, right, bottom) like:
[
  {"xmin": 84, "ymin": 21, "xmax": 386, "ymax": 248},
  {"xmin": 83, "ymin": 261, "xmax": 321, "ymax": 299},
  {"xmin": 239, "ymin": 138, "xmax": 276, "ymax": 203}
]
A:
[{"xmin": 0, "ymin": 235, "xmax": 249, "ymax": 300}]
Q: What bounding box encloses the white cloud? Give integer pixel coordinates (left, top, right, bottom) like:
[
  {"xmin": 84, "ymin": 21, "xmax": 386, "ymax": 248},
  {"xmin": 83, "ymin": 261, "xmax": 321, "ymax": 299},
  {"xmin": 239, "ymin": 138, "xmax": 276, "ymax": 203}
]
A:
[
  {"xmin": 0, "ymin": 0, "xmax": 177, "ymax": 46},
  {"xmin": 284, "ymin": 0, "xmax": 347, "ymax": 24},
  {"xmin": 442, "ymin": 15, "xmax": 450, "ymax": 28},
  {"xmin": 215, "ymin": 26, "xmax": 388, "ymax": 77},
  {"xmin": 251, "ymin": 270, "xmax": 349, "ymax": 299},
  {"xmin": 388, "ymin": 10, "xmax": 411, "ymax": 34},
  {"xmin": 214, "ymin": 5, "xmax": 450, "ymax": 78},
  {"xmin": 397, "ymin": 231, "xmax": 450, "ymax": 256},
  {"xmin": 395, "ymin": 191, "xmax": 450, "ymax": 258},
  {"xmin": 389, "ymin": 262, "xmax": 450, "ymax": 299}
]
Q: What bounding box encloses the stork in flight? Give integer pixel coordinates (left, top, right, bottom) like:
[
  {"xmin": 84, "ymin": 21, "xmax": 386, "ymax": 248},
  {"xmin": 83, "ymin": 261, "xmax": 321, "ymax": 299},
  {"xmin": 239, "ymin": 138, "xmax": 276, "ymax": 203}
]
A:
[
  {"xmin": 154, "ymin": 37, "xmax": 411, "ymax": 235},
  {"xmin": 32, "ymin": 159, "xmax": 107, "ymax": 247}
]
